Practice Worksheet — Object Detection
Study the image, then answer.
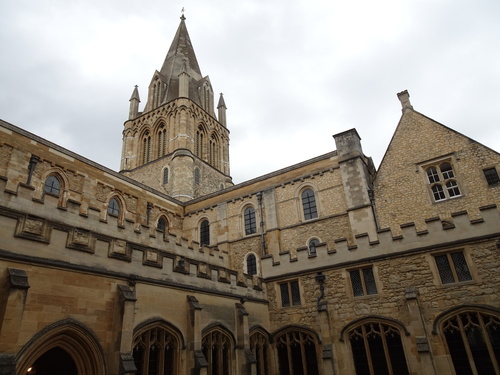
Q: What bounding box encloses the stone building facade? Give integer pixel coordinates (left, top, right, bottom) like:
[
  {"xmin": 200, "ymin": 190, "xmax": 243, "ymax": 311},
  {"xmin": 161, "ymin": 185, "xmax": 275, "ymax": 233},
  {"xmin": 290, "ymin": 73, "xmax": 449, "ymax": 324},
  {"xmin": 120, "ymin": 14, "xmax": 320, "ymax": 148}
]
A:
[{"xmin": 0, "ymin": 17, "xmax": 499, "ymax": 375}]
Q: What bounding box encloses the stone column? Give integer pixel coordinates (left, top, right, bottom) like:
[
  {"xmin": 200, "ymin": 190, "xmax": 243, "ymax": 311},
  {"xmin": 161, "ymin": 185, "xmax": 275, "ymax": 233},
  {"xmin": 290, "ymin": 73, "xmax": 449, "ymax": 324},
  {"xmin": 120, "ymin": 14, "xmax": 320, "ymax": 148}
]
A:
[
  {"xmin": 187, "ymin": 296, "xmax": 207, "ymax": 375},
  {"xmin": 235, "ymin": 303, "xmax": 256, "ymax": 375},
  {"xmin": 0, "ymin": 268, "xmax": 30, "ymax": 375},
  {"xmin": 315, "ymin": 273, "xmax": 335, "ymax": 375},
  {"xmin": 405, "ymin": 286, "xmax": 437, "ymax": 375},
  {"xmin": 117, "ymin": 284, "xmax": 137, "ymax": 375}
]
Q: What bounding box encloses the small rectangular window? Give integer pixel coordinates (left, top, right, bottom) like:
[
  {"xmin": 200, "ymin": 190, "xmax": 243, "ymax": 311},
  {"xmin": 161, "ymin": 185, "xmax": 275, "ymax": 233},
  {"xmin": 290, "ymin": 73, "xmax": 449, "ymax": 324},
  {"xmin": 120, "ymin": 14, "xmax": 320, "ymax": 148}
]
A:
[
  {"xmin": 484, "ymin": 168, "xmax": 500, "ymax": 186},
  {"xmin": 279, "ymin": 280, "xmax": 301, "ymax": 307},
  {"xmin": 434, "ymin": 251, "xmax": 472, "ymax": 284},
  {"xmin": 349, "ymin": 267, "xmax": 378, "ymax": 297}
]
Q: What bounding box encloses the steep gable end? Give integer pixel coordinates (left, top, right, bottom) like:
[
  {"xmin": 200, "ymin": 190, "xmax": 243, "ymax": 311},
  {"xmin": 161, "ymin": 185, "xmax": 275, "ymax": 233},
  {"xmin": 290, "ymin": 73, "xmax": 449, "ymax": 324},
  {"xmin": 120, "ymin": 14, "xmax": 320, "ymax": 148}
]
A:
[{"xmin": 374, "ymin": 91, "xmax": 500, "ymax": 233}]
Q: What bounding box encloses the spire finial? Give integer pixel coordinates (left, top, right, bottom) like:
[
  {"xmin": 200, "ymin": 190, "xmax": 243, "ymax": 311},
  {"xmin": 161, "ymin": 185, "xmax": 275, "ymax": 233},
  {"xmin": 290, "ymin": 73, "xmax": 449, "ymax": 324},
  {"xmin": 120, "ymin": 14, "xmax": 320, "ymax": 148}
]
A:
[{"xmin": 181, "ymin": 7, "xmax": 186, "ymax": 21}]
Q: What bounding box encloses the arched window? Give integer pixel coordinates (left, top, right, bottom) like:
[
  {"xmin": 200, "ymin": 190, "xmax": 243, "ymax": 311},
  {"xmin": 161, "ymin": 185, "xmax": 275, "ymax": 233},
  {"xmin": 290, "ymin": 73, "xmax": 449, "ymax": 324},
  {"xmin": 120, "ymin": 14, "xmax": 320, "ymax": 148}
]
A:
[
  {"xmin": 348, "ymin": 321, "xmax": 409, "ymax": 375},
  {"xmin": 133, "ymin": 325, "xmax": 180, "ymax": 375},
  {"xmin": 143, "ymin": 132, "xmax": 152, "ymax": 164},
  {"xmin": 157, "ymin": 126, "xmax": 167, "ymax": 158},
  {"xmin": 163, "ymin": 168, "xmax": 169, "ymax": 185},
  {"xmin": 202, "ymin": 329, "xmax": 232, "ymax": 375},
  {"xmin": 200, "ymin": 220, "xmax": 210, "ymax": 246},
  {"xmin": 275, "ymin": 329, "xmax": 319, "ymax": 375},
  {"xmin": 441, "ymin": 310, "xmax": 500, "ymax": 374},
  {"xmin": 250, "ymin": 330, "xmax": 270, "ymax": 375},
  {"xmin": 301, "ymin": 189, "xmax": 318, "ymax": 220},
  {"xmin": 157, "ymin": 217, "xmax": 168, "ymax": 235},
  {"xmin": 308, "ymin": 238, "xmax": 320, "ymax": 256},
  {"xmin": 107, "ymin": 198, "xmax": 120, "ymax": 217},
  {"xmin": 44, "ymin": 175, "xmax": 61, "ymax": 196},
  {"xmin": 246, "ymin": 253, "xmax": 257, "ymax": 276},
  {"xmin": 194, "ymin": 168, "xmax": 200, "ymax": 185},
  {"xmin": 244, "ymin": 206, "xmax": 257, "ymax": 235},
  {"xmin": 196, "ymin": 126, "xmax": 204, "ymax": 158},
  {"xmin": 425, "ymin": 161, "xmax": 461, "ymax": 202}
]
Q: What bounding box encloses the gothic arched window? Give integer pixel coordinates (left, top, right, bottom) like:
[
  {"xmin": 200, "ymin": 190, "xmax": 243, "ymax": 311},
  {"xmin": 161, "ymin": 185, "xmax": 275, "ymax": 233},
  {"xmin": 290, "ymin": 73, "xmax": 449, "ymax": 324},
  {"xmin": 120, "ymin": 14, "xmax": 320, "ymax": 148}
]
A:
[
  {"xmin": 246, "ymin": 253, "xmax": 257, "ymax": 276},
  {"xmin": 157, "ymin": 217, "xmax": 168, "ymax": 235},
  {"xmin": 196, "ymin": 126, "xmax": 204, "ymax": 158},
  {"xmin": 202, "ymin": 329, "xmax": 232, "ymax": 375},
  {"xmin": 107, "ymin": 198, "xmax": 120, "ymax": 217},
  {"xmin": 441, "ymin": 310, "xmax": 500, "ymax": 375},
  {"xmin": 163, "ymin": 168, "xmax": 169, "ymax": 185},
  {"xmin": 157, "ymin": 126, "xmax": 167, "ymax": 158},
  {"xmin": 348, "ymin": 321, "xmax": 409, "ymax": 375},
  {"xmin": 250, "ymin": 330, "xmax": 270, "ymax": 375},
  {"xmin": 308, "ymin": 238, "xmax": 320, "ymax": 256},
  {"xmin": 244, "ymin": 206, "xmax": 257, "ymax": 235},
  {"xmin": 301, "ymin": 189, "xmax": 318, "ymax": 220},
  {"xmin": 133, "ymin": 325, "xmax": 180, "ymax": 375},
  {"xmin": 200, "ymin": 220, "xmax": 210, "ymax": 246},
  {"xmin": 44, "ymin": 175, "xmax": 61, "ymax": 196},
  {"xmin": 275, "ymin": 329, "xmax": 319, "ymax": 375},
  {"xmin": 143, "ymin": 132, "xmax": 152, "ymax": 164}
]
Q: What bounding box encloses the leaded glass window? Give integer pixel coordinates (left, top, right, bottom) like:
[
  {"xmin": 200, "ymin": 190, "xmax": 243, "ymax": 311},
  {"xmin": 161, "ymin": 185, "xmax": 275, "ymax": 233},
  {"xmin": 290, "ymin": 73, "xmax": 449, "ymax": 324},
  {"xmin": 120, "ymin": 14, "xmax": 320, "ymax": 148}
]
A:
[
  {"xmin": 202, "ymin": 329, "xmax": 232, "ymax": 375},
  {"xmin": 276, "ymin": 330, "xmax": 319, "ymax": 375},
  {"xmin": 350, "ymin": 268, "xmax": 378, "ymax": 297},
  {"xmin": 107, "ymin": 198, "xmax": 120, "ymax": 217},
  {"xmin": 301, "ymin": 189, "xmax": 318, "ymax": 220},
  {"xmin": 44, "ymin": 175, "xmax": 61, "ymax": 196},
  {"xmin": 246, "ymin": 254, "xmax": 257, "ymax": 275},
  {"xmin": 133, "ymin": 326, "xmax": 178, "ymax": 375},
  {"xmin": 434, "ymin": 251, "xmax": 472, "ymax": 284},
  {"xmin": 280, "ymin": 280, "xmax": 301, "ymax": 307},
  {"xmin": 484, "ymin": 168, "xmax": 500, "ymax": 186},
  {"xmin": 244, "ymin": 206, "xmax": 257, "ymax": 235}
]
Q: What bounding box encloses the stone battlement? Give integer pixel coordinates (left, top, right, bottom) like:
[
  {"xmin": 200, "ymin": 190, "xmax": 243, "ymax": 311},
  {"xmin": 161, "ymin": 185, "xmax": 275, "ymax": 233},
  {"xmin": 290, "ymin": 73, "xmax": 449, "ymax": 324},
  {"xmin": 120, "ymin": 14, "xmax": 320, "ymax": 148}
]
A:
[
  {"xmin": 0, "ymin": 179, "xmax": 264, "ymax": 301},
  {"xmin": 261, "ymin": 205, "xmax": 500, "ymax": 279}
]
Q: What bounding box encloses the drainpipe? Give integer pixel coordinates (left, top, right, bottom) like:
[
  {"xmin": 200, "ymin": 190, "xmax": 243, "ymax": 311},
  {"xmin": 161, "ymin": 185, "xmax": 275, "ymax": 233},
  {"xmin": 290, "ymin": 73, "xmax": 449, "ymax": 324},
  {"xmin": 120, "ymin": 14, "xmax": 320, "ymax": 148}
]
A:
[
  {"xmin": 256, "ymin": 192, "xmax": 267, "ymax": 256},
  {"xmin": 368, "ymin": 189, "xmax": 379, "ymax": 231},
  {"xmin": 27, "ymin": 155, "xmax": 39, "ymax": 185}
]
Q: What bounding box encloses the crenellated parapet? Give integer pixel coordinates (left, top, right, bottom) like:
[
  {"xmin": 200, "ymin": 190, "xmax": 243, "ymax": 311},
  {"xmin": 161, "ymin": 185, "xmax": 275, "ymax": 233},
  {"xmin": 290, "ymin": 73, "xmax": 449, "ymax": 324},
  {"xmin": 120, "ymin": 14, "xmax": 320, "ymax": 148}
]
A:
[{"xmin": 261, "ymin": 205, "xmax": 500, "ymax": 279}]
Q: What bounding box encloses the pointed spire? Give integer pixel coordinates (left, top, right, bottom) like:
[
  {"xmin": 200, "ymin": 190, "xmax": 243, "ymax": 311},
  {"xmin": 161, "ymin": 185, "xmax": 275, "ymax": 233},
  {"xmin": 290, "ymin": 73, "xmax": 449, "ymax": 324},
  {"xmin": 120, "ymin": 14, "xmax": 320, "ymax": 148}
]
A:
[
  {"xmin": 129, "ymin": 85, "xmax": 141, "ymax": 120},
  {"xmin": 217, "ymin": 93, "xmax": 227, "ymax": 127}
]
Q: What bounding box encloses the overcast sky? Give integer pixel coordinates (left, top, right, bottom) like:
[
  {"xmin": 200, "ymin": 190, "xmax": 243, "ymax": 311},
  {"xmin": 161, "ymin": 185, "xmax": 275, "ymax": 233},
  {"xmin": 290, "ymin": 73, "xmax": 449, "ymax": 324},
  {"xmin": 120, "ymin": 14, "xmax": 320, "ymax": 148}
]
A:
[{"xmin": 1, "ymin": 0, "xmax": 499, "ymax": 184}]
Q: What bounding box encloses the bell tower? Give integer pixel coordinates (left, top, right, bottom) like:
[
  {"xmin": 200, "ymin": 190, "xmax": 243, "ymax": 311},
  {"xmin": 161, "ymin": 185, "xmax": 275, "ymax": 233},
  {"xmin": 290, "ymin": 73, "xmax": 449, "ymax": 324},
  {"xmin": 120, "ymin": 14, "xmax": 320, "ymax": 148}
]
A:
[{"xmin": 120, "ymin": 15, "xmax": 232, "ymax": 201}]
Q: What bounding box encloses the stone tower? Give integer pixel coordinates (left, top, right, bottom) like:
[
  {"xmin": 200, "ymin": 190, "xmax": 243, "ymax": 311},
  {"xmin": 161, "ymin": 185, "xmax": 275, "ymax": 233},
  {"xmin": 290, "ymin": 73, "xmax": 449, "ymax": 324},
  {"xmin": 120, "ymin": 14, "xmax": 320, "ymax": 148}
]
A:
[{"xmin": 120, "ymin": 16, "xmax": 232, "ymax": 201}]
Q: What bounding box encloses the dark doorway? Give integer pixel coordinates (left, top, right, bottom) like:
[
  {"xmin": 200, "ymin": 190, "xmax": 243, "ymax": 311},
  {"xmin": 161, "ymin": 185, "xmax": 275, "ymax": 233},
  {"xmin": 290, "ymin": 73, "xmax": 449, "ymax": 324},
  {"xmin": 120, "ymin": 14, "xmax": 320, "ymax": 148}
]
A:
[{"xmin": 29, "ymin": 347, "xmax": 77, "ymax": 375}]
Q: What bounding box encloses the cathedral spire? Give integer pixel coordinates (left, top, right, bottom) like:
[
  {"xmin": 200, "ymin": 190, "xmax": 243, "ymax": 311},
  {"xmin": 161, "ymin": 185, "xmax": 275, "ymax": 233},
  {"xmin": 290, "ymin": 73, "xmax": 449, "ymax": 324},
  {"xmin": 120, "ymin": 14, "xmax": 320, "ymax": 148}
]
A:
[{"xmin": 128, "ymin": 85, "xmax": 140, "ymax": 120}]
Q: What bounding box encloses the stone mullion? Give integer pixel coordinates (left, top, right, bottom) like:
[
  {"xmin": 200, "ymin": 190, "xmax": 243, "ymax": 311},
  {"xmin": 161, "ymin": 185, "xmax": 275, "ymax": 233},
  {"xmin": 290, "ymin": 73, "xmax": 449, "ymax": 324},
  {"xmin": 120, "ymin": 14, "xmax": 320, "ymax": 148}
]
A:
[
  {"xmin": 379, "ymin": 325, "xmax": 394, "ymax": 375},
  {"xmin": 300, "ymin": 335, "xmax": 308, "ymax": 375},
  {"xmin": 478, "ymin": 314, "xmax": 499, "ymax": 374},
  {"xmin": 361, "ymin": 325, "xmax": 375, "ymax": 375},
  {"xmin": 457, "ymin": 317, "xmax": 478, "ymax": 375},
  {"xmin": 286, "ymin": 335, "xmax": 294, "ymax": 375}
]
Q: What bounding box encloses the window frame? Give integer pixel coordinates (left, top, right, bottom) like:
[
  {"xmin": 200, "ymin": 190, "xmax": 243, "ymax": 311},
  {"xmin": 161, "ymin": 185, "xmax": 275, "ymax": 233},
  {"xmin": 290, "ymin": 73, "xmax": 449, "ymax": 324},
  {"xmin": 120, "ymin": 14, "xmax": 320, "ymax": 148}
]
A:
[
  {"xmin": 301, "ymin": 188, "xmax": 318, "ymax": 221},
  {"xmin": 245, "ymin": 253, "xmax": 258, "ymax": 276},
  {"xmin": 202, "ymin": 328, "xmax": 233, "ymax": 375},
  {"xmin": 44, "ymin": 175, "xmax": 62, "ymax": 197},
  {"xmin": 279, "ymin": 280, "xmax": 301, "ymax": 308},
  {"xmin": 348, "ymin": 266, "xmax": 378, "ymax": 297},
  {"xmin": 308, "ymin": 238, "xmax": 320, "ymax": 256},
  {"xmin": 243, "ymin": 206, "xmax": 257, "ymax": 235},
  {"xmin": 483, "ymin": 167, "xmax": 500, "ymax": 186},
  {"xmin": 107, "ymin": 197, "xmax": 121, "ymax": 217},
  {"xmin": 163, "ymin": 168, "xmax": 169, "ymax": 185},
  {"xmin": 433, "ymin": 250, "xmax": 473, "ymax": 285},
  {"xmin": 422, "ymin": 159, "xmax": 462, "ymax": 202},
  {"xmin": 199, "ymin": 219, "xmax": 210, "ymax": 246}
]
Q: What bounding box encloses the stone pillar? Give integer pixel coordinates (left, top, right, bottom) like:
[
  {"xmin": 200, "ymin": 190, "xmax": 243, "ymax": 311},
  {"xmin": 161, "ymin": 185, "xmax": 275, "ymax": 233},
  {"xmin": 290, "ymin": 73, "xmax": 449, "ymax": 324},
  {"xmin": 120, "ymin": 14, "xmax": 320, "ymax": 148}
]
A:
[
  {"xmin": 405, "ymin": 287, "xmax": 437, "ymax": 375},
  {"xmin": 0, "ymin": 269, "xmax": 30, "ymax": 375},
  {"xmin": 187, "ymin": 296, "xmax": 207, "ymax": 375},
  {"xmin": 117, "ymin": 284, "xmax": 137, "ymax": 375},
  {"xmin": 235, "ymin": 303, "xmax": 256, "ymax": 375},
  {"xmin": 315, "ymin": 273, "xmax": 335, "ymax": 375}
]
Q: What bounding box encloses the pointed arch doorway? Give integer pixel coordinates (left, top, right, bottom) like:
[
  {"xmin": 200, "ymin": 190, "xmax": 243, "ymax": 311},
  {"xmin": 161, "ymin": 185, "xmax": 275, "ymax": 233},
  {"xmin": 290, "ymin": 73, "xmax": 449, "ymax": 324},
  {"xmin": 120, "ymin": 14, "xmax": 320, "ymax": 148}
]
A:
[{"xmin": 28, "ymin": 347, "xmax": 77, "ymax": 375}]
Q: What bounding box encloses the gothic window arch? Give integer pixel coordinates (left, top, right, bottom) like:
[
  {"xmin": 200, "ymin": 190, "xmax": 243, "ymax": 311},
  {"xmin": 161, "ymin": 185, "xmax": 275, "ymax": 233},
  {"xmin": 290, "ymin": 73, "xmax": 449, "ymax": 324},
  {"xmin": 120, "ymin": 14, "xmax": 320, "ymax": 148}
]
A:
[
  {"xmin": 200, "ymin": 219, "xmax": 210, "ymax": 246},
  {"xmin": 345, "ymin": 319, "xmax": 410, "ymax": 375},
  {"xmin": 202, "ymin": 327, "xmax": 234, "ymax": 375},
  {"xmin": 133, "ymin": 322, "xmax": 182, "ymax": 375},
  {"xmin": 243, "ymin": 205, "xmax": 257, "ymax": 235},
  {"xmin": 157, "ymin": 124, "xmax": 167, "ymax": 158},
  {"xmin": 250, "ymin": 328, "xmax": 271, "ymax": 375},
  {"xmin": 301, "ymin": 188, "xmax": 318, "ymax": 220},
  {"xmin": 142, "ymin": 131, "xmax": 152, "ymax": 164},
  {"xmin": 437, "ymin": 307, "xmax": 500, "ymax": 375},
  {"xmin": 16, "ymin": 319, "xmax": 106, "ymax": 375},
  {"xmin": 209, "ymin": 133, "xmax": 219, "ymax": 168},
  {"xmin": 274, "ymin": 327, "xmax": 320, "ymax": 375},
  {"xmin": 107, "ymin": 197, "xmax": 121, "ymax": 218},
  {"xmin": 245, "ymin": 253, "xmax": 258, "ymax": 276},
  {"xmin": 157, "ymin": 216, "xmax": 168, "ymax": 237},
  {"xmin": 44, "ymin": 174, "xmax": 62, "ymax": 197},
  {"xmin": 196, "ymin": 125, "xmax": 205, "ymax": 158},
  {"xmin": 308, "ymin": 238, "xmax": 320, "ymax": 256}
]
